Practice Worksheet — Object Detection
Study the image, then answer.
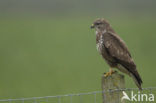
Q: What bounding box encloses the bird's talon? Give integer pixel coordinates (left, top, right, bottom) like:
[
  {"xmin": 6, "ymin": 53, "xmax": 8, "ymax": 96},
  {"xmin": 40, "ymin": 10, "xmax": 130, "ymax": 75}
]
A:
[
  {"xmin": 104, "ymin": 69, "xmax": 115, "ymax": 77},
  {"xmin": 104, "ymin": 72, "xmax": 111, "ymax": 77}
]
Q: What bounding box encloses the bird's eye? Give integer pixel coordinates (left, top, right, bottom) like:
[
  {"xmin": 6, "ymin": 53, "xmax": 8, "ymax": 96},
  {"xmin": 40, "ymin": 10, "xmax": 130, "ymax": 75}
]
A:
[{"xmin": 95, "ymin": 23, "xmax": 101, "ymax": 25}]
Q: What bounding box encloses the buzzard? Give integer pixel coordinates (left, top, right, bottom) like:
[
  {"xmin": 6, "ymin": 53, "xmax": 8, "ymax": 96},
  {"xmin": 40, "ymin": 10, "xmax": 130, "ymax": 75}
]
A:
[{"xmin": 91, "ymin": 18, "xmax": 143, "ymax": 90}]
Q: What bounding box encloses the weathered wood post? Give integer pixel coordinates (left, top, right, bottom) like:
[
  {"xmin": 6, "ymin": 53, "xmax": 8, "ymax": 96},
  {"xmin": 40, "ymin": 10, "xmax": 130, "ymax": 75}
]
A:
[{"xmin": 102, "ymin": 71, "xmax": 125, "ymax": 103}]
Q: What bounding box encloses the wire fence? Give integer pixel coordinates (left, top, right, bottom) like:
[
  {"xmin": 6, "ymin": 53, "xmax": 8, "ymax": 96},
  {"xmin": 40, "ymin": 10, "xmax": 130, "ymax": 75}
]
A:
[{"xmin": 0, "ymin": 87, "xmax": 156, "ymax": 103}]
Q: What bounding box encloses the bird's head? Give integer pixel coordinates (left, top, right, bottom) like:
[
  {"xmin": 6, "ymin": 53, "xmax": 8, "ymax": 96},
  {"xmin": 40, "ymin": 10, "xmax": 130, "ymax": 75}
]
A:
[{"xmin": 91, "ymin": 18, "xmax": 110, "ymax": 31}]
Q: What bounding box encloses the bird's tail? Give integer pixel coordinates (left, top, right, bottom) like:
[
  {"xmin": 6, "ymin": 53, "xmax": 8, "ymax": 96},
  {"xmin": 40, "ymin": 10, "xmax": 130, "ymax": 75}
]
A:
[{"xmin": 130, "ymin": 71, "xmax": 143, "ymax": 90}]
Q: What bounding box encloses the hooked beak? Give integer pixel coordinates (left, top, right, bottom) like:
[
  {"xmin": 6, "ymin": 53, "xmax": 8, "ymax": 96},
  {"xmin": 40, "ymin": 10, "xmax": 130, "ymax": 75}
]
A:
[{"xmin": 90, "ymin": 24, "xmax": 95, "ymax": 29}]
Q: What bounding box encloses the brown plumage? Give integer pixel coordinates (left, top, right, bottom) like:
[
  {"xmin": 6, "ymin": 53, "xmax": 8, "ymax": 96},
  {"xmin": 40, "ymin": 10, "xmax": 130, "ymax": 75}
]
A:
[{"xmin": 91, "ymin": 18, "xmax": 143, "ymax": 90}]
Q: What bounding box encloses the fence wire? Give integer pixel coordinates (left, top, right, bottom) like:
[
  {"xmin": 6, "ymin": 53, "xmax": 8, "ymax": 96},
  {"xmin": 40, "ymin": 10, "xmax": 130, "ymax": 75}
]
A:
[{"xmin": 0, "ymin": 87, "xmax": 156, "ymax": 103}]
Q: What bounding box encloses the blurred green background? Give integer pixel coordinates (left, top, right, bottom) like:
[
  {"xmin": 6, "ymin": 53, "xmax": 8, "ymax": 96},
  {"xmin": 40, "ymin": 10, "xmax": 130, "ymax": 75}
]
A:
[{"xmin": 0, "ymin": 0, "xmax": 156, "ymax": 100}]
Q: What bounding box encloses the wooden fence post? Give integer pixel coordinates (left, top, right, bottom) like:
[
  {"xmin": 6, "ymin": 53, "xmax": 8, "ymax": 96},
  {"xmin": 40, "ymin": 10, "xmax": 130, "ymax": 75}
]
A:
[{"xmin": 101, "ymin": 71, "xmax": 125, "ymax": 103}]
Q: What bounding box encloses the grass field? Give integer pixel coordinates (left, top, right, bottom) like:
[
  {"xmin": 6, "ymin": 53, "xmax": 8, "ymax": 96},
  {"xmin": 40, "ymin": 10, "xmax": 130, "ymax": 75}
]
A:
[{"xmin": 0, "ymin": 16, "xmax": 156, "ymax": 99}]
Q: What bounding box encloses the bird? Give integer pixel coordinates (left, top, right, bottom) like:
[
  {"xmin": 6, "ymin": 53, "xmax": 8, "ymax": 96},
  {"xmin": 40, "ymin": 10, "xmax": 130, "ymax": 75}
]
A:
[{"xmin": 90, "ymin": 18, "xmax": 143, "ymax": 90}]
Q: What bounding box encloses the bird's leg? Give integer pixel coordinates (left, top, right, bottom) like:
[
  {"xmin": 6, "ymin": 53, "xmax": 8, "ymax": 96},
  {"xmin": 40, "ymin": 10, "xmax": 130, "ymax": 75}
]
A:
[
  {"xmin": 109, "ymin": 68, "xmax": 115, "ymax": 75},
  {"xmin": 104, "ymin": 68, "xmax": 115, "ymax": 77}
]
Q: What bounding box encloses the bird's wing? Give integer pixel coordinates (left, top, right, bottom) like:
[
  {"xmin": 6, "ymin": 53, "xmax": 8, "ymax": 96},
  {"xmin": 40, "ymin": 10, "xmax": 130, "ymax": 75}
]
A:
[
  {"xmin": 103, "ymin": 31, "xmax": 133, "ymax": 65},
  {"xmin": 103, "ymin": 32, "xmax": 142, "ymax": 86}
]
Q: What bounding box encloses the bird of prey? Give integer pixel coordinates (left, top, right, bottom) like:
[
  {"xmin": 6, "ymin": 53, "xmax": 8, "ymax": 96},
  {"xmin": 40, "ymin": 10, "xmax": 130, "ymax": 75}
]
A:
[{"xmin": 91, "ymin": 18, "xmax": 143, "ymax": 90}]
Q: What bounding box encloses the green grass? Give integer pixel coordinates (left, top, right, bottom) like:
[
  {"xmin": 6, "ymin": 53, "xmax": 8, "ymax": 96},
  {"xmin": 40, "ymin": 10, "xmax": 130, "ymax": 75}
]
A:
[{"xmin": 0, "ymin": 16, "xmax": 156, "ymax": 99}]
